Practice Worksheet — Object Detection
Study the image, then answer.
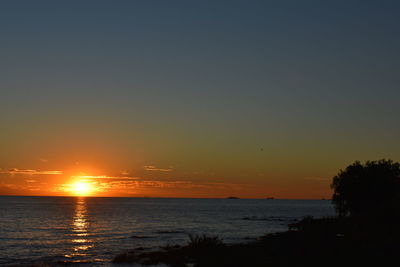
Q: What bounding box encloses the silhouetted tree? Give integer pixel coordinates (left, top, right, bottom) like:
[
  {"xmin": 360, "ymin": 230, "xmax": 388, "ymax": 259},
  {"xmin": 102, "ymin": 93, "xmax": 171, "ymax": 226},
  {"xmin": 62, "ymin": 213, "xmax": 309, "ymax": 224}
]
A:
[{"xmin": 331, "ymin": 159, "xmax": 400, "ymax": 218}]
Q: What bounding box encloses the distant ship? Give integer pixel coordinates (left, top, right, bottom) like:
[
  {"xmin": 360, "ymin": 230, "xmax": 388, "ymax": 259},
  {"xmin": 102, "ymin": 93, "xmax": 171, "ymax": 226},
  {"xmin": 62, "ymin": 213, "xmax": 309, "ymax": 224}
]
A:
[
  {"xmin": 265, "ymin": 197, "xmax": 275, "ymax": 200},
  {"xmin": 227, "ymin": 196, "xmax": 240, "ymax": 199}
]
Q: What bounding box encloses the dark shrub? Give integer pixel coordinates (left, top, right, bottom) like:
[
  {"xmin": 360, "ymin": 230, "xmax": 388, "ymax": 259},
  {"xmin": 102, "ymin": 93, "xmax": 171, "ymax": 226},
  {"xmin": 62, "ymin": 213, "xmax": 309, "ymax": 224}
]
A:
[
  {"xmin": 331, "ymin": 159, "xmax": 400, "ymax": 218},
  {"xmin": 187, "ymin": 234, "xmax": 224, "ymax": 249}
]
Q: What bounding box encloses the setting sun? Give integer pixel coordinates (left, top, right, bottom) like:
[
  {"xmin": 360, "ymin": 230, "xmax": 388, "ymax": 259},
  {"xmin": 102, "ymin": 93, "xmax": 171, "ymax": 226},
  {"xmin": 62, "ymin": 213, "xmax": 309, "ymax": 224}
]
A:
[{"xmin": 73, "ymin": 181, "xmax": 93, "ymax": 196}]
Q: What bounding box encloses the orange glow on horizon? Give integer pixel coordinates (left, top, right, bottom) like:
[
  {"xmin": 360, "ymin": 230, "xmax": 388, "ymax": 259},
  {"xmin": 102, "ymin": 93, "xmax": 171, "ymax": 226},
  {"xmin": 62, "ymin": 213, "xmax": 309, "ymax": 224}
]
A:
[{"xmin": 0, "ymin": 167, "xmax": 333, "ymax": 199}]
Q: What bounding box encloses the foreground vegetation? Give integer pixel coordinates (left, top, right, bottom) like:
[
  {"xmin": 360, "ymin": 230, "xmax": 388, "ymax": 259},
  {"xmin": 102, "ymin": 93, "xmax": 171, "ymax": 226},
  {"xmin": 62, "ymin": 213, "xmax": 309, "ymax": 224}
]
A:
[{"xmin": 113, "ymin": 216, "xmax": 400, "ymax": 266}]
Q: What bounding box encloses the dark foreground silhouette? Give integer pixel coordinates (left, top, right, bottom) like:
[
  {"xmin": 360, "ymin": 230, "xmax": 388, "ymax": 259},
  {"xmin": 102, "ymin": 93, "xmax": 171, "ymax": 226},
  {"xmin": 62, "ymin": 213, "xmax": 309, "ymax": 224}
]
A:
[
  {"xmin": 112, "ymin": 216, "xmax": 400, "ymax": 267},
  {"xmin": 113, "ymin": 159, "xmax": 400, "ymax": 266}
]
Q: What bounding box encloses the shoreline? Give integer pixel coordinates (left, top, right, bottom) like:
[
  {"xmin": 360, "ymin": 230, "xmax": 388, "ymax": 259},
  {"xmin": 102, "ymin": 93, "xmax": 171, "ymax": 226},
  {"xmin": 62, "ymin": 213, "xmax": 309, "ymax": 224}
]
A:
[{"xmin": 112, "ymin": 216, "xmax": 400, "ymax": 267}]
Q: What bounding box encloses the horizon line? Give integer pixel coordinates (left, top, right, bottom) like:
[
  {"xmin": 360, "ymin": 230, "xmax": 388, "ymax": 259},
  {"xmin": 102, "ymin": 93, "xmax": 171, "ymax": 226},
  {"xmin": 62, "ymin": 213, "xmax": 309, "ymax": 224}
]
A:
[{"xmin": 0, "ymin": 194, "xmax": 331, "ymax": 200}]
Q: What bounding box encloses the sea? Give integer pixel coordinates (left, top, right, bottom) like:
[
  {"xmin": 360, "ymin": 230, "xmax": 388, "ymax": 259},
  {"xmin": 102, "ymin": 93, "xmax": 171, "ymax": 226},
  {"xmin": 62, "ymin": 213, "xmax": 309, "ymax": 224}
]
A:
[{"xmin": 0, "ymin": 196, "xmax": 334, "ymax": 266}]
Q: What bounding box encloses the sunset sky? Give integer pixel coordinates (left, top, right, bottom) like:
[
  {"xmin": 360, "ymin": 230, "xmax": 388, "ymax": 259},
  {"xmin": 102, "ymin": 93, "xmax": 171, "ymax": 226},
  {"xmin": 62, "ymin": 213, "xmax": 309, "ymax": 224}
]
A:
[{"xmin": 1, "ymin": 1, "xmax": 400, "ymax": 199}]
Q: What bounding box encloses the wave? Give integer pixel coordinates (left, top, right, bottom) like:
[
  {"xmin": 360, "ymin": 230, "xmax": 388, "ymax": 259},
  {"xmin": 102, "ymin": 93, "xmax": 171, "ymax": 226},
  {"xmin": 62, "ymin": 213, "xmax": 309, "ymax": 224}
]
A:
[
  {"xmin": 241, "ymin": 216, "xmax": 296, "ymax": 222},
  {"xmin": 154, "ymin": 230, "xmax": 186, "ymax": 234}
]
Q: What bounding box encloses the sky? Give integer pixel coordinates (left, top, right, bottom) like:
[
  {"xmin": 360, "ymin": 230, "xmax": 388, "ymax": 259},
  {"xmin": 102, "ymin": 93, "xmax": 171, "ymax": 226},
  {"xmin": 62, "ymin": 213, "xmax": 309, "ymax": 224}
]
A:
[{"xmin": 1, "ymin": 0, "xmax": 400, "ymax": 199}]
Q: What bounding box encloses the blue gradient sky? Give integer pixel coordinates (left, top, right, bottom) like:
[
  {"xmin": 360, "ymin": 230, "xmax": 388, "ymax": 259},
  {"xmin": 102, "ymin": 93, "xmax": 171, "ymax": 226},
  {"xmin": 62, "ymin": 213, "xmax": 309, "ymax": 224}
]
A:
[{"xmin": 1, "ymin": 1, "xmax": 399, "ymax": 198}]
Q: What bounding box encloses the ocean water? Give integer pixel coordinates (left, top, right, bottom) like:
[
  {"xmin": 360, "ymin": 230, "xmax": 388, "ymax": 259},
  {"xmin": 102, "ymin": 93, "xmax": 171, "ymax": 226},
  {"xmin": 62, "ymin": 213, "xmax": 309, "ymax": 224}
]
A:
[{"xmin": 0, "ymin": 196, "xmax": 334, "ymax": 266}]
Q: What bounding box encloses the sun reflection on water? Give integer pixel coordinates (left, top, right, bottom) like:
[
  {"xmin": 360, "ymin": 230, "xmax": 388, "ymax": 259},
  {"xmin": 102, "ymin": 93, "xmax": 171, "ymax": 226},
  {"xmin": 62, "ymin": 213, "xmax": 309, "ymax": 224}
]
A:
[{"xmin": 64, "ymin": 197, "xmax": 94, "ymax": 261}]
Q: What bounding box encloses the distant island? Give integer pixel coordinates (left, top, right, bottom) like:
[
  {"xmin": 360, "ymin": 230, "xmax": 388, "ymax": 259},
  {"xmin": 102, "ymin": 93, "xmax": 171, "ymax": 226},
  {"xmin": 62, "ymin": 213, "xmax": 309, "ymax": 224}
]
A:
[{"xmin": 226, "ymin": 196, "xmax": 240, "ymax": 199}]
